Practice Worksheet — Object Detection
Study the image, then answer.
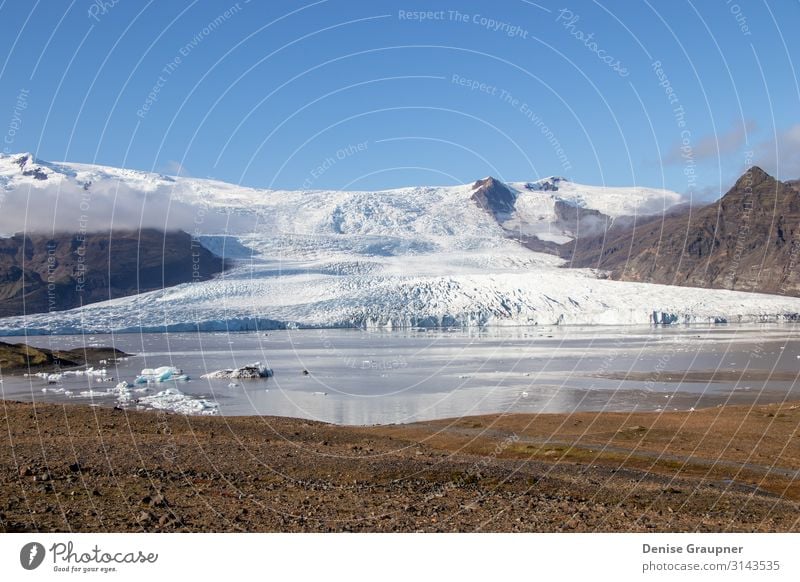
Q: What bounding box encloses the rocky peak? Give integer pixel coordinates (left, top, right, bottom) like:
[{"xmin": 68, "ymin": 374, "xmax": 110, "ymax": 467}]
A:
[
  {"xmin": 471, "ymin": 176, "xmax": 516, "ymax": 217},
  {"xmin": 731, "ymin": 165, "xmax": 773, "ymax": 191}
]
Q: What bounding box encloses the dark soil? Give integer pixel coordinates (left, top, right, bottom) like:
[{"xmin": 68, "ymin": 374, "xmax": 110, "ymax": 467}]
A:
[{"xmin": 1, "ymin": 400, "xmax": 798, "ymax": 533}]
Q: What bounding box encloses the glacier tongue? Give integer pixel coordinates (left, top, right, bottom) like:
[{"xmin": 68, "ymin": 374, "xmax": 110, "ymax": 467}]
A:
[
  {"xmin": 1, "ymin": 254, "xmax": 799, "ymax": 335},
  {"xmin": 0, "ymin": 154, "xmax": 798, "ymax": 333}
]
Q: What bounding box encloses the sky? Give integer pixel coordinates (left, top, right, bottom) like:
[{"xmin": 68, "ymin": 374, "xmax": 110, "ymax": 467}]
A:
[{"xmin": 0, "ymin": 0, "xmax": 798, "ymax": 199}]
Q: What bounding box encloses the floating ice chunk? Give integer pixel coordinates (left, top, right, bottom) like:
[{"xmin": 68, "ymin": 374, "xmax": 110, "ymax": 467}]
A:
[
  {"xmin": 111, "ymin": 381, "xmax": 134, "ymax": 403},
  {"xmin": 311, "ymin": 391, "xmax": 328, "ymax": 396},
  {"xmin": 76, "ymin": 389, "xmax": 112, "ymax": 398},
  {"xmin": 137, "ymin": 387, "xmax": 219, "ymax": 416},
  {"xmin": 64, "ymin": 367, "xmax": 108, "ymax": 377},
  {"xmin": 201, "ymin": 362, "xmax": 273, "ymax": 380},
  {"xmin": 228, "ymin": 382, "xmax": 239, "ymax": 388},
  {"xmin": 135, "ymin": 366, "xmax": 187, "ymax": 384}
]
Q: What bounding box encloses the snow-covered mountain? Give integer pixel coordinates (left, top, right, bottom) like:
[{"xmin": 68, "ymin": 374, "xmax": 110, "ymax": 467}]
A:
[
  {"xmin": 504, "ymin": 176, "xmax": 685, "ymax": 243},
  {"xmin": 0, "ymin": 152, "xmax": 798, "ymax": 334}
]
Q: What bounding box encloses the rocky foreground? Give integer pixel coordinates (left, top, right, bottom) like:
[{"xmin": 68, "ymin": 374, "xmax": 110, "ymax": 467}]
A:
[{"xmin": 1, "ymin": 400, "xmax": 798, "ymax": 532}]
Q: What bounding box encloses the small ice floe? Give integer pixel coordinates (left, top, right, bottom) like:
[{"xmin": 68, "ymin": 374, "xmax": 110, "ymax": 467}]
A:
[
  {"xmin": 311, "ymin": 391, "xmax": 327, "ymax": 396},
  {"xmin": 135, "ymin": 366, "xmax": 189, "ymax": 384},
  {"xmin": 65, "ymin": 367, "xmax": 108, "ymax": 377},
  {"xmin": 228, "ymin": 382, "xmax": 239, "ymax": 388},
  {"xmin": 111, "ymin": 382, "xmax": 134, "ymax": 403},
  {"xmin": 520, "ymin": 391, "xmax": 530, "ymax": 398},
  {"xmin": 76, "ymin": 389, "xmax": 113, "ymax": 398},
  {"xmin": 137, "ymin": 387, "xmax": 219, "ymax": 416},
  {"xmin": 201, "ymin": 362, "xmax": 272, "ymax": 380},
  {"xmin": 42, "ymin": 386, "xmax": 65, "ymax": 394}
]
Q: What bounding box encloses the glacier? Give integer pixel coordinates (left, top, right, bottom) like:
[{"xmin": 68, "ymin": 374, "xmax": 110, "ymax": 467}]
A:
[{"xmin": 1, "ymin": 152, "xmax": 799, "ymax": 334}]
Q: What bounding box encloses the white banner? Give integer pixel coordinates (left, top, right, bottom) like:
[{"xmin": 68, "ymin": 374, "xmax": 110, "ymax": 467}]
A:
[{"xmin": 1, "ymin": 533, "xmax": 798, "ymax": 581}]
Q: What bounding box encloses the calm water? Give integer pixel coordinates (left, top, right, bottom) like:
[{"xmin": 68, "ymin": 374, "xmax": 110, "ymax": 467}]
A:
[{"xmin": 2, "ymin": 325, "xmax": 799, "ymax": 425}]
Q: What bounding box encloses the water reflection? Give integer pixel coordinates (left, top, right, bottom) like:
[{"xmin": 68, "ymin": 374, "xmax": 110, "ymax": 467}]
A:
[{"xmin": 1, "ymin": 324, "xmax": 798, "ymax": 425}]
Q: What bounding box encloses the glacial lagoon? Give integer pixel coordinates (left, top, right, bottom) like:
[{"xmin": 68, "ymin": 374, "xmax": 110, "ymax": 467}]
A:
[{"xmin": 2, "ymin": 324, "xmax": 799, "ymax": 425}]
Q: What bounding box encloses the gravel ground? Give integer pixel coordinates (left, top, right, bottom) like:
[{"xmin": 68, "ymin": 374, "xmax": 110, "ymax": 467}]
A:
[{"xmin": 1, "ymin": 400, "xmax": 798, "ymax": 532}]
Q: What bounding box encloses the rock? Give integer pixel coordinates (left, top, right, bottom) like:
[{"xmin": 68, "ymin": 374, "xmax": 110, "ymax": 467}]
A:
[{"xmin": 138, "ymin": 511, "xmax": 154, "ymax": 524}]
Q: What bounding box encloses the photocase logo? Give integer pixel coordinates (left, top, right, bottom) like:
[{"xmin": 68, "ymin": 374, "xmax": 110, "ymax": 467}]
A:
[{"xmin": 20, "ymin": 542, "xmax": 46, "ymax": 570}]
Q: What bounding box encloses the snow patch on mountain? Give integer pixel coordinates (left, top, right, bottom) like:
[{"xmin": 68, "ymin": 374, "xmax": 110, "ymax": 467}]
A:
[{"xmin": 502, "ymin": 177, "xmax": 686, "ymax": 243}]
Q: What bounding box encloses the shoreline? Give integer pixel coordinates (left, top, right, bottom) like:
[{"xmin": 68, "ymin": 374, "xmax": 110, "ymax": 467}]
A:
[
  {"xmin": 0, "ymin": 390, "xmax": 793, "ymax": 426},
  {"xmin": 2, "ymin": 319, "xmax": 800, "ymax": 337},
  {"xmin": 2, "ymin": 398, "xmax": 798, "ymax": 532}
]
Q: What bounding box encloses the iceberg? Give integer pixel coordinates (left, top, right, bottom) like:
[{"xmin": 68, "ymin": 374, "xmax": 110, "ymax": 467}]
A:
[
  {"xmin": 201, "ymin": 362, "xmax": 273, "ymax": 380},
  {"xmin": 134, "ymin": 366, "xmax": 189, "ymax": 384}
]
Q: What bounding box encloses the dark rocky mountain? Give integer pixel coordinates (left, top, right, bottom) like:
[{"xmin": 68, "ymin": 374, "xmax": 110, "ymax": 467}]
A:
[
  {"xmin": 0, "ymin": 229, "xmax": 227, "ymax": 317},
  {"xmin": 470, "ymin": 176, "xmax": 517, "ymax": 218},
  {"xmin": 563, "ymin": 167, "xmax": 800, "ymax": 296}
]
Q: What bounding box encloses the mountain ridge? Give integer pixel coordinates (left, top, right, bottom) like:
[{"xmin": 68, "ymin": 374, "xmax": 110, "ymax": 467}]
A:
[
  {"xmin": 564, "ymin": 166, "xmax": 800, "ymax": 296},
  {"xmin": 0, "ymin": 229, "xmax": 228, "ymax": 318}
]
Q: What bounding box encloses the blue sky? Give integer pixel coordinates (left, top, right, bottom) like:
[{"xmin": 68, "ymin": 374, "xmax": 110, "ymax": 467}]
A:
[{"xmin": 0, "ymin": 0, "xmax": 798, "ymax": 198}]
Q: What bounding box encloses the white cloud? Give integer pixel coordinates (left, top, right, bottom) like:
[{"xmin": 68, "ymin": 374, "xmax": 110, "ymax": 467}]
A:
[
  {"xmin": 0, "ymin": 179, "xmax": 253, "ymax": 234},
  {"xmin": 663, "ymin": 120, "xmax": 757, "ymax": 165}
]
